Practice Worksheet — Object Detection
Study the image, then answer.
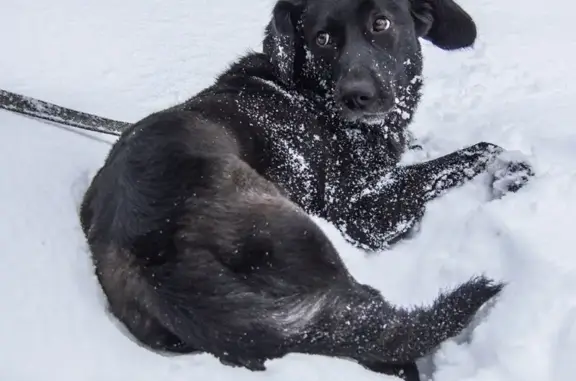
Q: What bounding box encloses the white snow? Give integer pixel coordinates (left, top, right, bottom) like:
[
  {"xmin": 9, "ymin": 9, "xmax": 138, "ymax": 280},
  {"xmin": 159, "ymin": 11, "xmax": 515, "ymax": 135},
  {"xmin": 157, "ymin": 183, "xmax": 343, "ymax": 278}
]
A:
[{"xmin": 1, "ymin": 0, "xmax": 576, "ymax": 380}]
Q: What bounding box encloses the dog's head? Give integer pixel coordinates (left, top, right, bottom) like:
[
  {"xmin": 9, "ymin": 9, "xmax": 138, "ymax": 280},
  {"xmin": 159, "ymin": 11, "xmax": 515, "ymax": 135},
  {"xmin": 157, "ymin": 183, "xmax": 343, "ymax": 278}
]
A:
[{"xmin": 263, "ymin": 0, "xmax": 476, "ymax": 123}]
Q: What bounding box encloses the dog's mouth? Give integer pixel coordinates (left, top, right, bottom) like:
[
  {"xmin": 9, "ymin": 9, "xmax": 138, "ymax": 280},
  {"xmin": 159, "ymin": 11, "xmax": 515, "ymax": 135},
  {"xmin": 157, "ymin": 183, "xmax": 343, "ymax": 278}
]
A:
[
  {"xmin": 335, "ymin": 91, "xmax": 397, "ymax": 125},
  {"xmin": 334, "ymin": 74, "xmax": 397, "ymax": 125},
  {"xmin": 339, "ymin": 109, "xmax": 392, "ymax": 125},
  {"xmin": 358, "ymin": 112, "xmax": 390, "ymax": 124}
]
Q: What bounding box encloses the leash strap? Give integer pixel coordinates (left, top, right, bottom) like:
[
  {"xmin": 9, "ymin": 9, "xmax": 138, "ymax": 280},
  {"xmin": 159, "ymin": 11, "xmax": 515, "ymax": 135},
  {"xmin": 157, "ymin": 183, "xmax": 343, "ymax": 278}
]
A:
[{"xmin": 0, "ymin": 89, "xmax": 129, "ymax": 136}]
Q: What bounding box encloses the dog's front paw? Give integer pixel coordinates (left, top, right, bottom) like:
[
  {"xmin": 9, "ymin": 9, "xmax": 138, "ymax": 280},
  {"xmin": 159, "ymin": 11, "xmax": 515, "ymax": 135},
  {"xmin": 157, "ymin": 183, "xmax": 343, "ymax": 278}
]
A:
[{"xmin": 488, "ymin": 151, "xmax": 535, "ymax": 198}]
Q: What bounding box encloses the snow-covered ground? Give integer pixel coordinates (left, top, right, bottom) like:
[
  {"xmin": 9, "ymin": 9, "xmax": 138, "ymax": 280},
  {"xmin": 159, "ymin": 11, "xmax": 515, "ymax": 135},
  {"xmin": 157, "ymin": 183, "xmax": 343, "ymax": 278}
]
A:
[{"xmin": 1, "ymin": 0, "xmax": 575, "ymax": 380}]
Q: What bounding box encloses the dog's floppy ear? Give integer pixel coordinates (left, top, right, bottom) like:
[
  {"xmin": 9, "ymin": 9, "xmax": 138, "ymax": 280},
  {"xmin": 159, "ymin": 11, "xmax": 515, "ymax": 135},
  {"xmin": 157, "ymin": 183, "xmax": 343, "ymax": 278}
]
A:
[
  {"xmin": 410, "ymin": 0, "xmax": 477, "ymax": 50},
  {"xmin": 263, "ymin": 0, "xmax": 303, "ymax": 86}
]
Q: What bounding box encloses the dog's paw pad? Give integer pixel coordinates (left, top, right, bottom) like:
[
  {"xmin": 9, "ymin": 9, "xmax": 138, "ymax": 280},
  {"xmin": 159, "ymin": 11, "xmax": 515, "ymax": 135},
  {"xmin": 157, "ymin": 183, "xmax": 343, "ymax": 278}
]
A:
[{"xmin": 488, "ymin": 151, "xmax": 535, "ymax": 198}]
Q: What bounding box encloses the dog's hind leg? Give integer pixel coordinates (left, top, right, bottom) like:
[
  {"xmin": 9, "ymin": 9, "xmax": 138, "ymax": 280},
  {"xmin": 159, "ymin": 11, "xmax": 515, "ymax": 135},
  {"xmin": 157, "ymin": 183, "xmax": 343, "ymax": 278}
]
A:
[{"xmin": 289, "ymin": 277, "xmax": 502, "ymax": 370}]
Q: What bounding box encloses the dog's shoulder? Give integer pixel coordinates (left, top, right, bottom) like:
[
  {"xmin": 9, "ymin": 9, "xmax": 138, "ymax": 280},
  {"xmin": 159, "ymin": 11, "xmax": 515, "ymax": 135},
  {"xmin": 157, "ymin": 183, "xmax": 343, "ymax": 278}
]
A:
[{"xmin": 172, "ymin": 51, "xmax": 320, "ymax": 174}]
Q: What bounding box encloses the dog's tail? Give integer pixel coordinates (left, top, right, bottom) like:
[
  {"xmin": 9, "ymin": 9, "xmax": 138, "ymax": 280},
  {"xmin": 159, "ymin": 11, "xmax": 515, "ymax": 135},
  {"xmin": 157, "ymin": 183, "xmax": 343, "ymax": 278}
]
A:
[{"xmin": 377, "ymin": 276, "xmax": 504, "ymax": 363}]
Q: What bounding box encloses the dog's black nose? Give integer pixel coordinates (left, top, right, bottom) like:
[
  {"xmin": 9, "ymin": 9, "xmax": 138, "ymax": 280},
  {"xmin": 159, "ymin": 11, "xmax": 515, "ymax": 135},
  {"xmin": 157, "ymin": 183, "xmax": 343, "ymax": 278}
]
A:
[{"xmin": 339, "ymin": 80, "xmax": 377, "ymax": 112}]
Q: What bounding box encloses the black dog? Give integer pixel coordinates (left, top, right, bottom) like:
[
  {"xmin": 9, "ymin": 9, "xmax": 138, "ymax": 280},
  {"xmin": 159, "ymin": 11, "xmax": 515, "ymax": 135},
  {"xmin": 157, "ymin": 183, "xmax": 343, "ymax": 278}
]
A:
[{"xmin": 80, "ymin": 0, "xmax": 531, "ymax": 379}]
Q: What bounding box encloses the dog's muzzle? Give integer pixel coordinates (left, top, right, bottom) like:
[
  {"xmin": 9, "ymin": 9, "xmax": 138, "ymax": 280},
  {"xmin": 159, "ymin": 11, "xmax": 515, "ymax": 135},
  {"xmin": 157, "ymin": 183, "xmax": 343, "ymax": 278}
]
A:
[{"xmin": 336, "ymin": 72, "xmax": 396, "ymax": 122}]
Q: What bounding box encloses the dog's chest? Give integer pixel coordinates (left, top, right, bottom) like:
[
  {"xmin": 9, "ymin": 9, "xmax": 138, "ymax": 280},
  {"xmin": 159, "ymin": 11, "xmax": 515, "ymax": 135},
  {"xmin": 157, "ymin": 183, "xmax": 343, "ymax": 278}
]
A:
[
  {"xmin": 234, "ymin": 85, "xmax": 406, "ymax": 212},
  {"xmin": 262, "ymin": 117, "xmax": 405, "ymax": 214},
  {"xmin": 233, "ymin": 84, "xmax": 326, "ymax": 211},
  {"xmin": 323, "ymin": 126, "xmax": 404, "ymax": 203}
]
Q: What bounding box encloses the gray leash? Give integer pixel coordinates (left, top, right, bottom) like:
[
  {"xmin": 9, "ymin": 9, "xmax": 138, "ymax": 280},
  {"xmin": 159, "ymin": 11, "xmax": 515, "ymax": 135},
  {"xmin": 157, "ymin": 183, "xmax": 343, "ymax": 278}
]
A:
[{"xmin": 0, "ymin": 89, "xmax": 129, "ymax": 136}]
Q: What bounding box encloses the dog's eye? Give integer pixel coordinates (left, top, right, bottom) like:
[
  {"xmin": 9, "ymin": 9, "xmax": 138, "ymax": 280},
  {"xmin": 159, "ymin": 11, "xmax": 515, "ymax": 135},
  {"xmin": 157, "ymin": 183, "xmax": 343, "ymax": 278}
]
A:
[
  {"xmin": 372, "ymin": 17, "xmax": 391, "ymax": 33},
  {"xmin": 316, "ymin": 32, "xmax": 332, "ymax": 47}
]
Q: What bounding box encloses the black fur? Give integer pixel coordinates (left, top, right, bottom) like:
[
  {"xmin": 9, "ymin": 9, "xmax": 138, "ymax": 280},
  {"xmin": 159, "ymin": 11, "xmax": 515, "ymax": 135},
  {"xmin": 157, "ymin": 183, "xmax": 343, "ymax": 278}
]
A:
[{"xmin": 81, "ymin": 0, "xmax": 532, "ymax": 379}]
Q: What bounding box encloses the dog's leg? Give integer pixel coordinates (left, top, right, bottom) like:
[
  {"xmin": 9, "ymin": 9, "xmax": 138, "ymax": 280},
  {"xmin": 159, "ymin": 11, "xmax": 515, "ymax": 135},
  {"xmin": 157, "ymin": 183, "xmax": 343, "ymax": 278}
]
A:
[
  {"xmin": 291, "ymin": 278, "xmax": 502, "ymax": 373},
  {"xmin": 358, "ymin": 360, "xmax": 420, "ymax": 381},
  {"xmin": 405, "ymin": 142, "xmax": 534, "ymax": 201},
  {"xmin": 328, "ymin": 142, "xmax": 534, "ymax": 250}
]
